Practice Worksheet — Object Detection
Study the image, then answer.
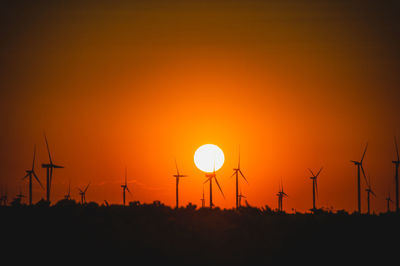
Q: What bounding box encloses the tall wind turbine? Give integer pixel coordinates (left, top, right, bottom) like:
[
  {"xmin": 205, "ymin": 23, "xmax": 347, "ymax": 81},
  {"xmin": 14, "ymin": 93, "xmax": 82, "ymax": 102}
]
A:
[
  {"xmin": 0, "ymin": 184, "xmax": 7, "ymax": 206},
  {"xmin": 173, "ymin": 160, "xmax": 187, "ymax": 208},
  {"xmin": 392, "ymin": 137, "xmax": 399, "ymax": 212},
  {"xmin": 23, "ymin": 145, "xmax": 44, "ymax": 205},
  {"xmin": 276, "ymin": 178, "xmax": 288, "ymax": 212},
  {"xmin": 365, "ymin": 175, "xmax": 376, "ymax": 215},
  {"xmin": 78, "ymin": 183, "xmax": 90, "ymax": 205},
  {"xmin": 204, "ymin": 164, "xmax": 224, "ymax": 208},
  {"xmin": 308, "ymin": 167, "xmax": 323, "ymax": 211},
  {"xmin": 351, "ymin": 143, "xmax": 368, "ymax": 213},
  {"xmin": 121, "ymin": 168, "xmax": 132, "ymax": 206},
  {"xmin": 230, "ymin": 148, "xmax": 248, "ymax": 209},
  {"xmin": 41, "ymin": 134, "xmax": 64, "ymax": 203}
]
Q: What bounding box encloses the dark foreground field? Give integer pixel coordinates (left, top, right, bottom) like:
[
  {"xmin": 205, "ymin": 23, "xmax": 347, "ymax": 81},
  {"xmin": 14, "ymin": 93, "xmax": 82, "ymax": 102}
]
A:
[{"xmin": 1, "ymin": 201, "xmax": 399, "ymax": 264}]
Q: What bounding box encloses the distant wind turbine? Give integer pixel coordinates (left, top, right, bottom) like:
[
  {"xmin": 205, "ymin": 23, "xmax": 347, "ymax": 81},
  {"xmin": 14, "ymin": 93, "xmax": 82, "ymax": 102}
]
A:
[
  {"xmin": 64, "ymin": 180, "xmax": 71, "ymax": 200},
  {"xmin": 121, "ymin": 168, "xmax": 132, "ymax": 206},
  {"xmin": 173, "ymin": 160, "xmax": 187, "ymax": 208},
  {"xmin": 23, "ymin": 145, "xmax": 44, "ymax": 205},
  {"xmin": 351, "ymin": 143, "xmax": 368, "ymax": 213},
  {"xmin": 204, "ymin": 163, "xmax": 224, "ymax": 208},
  {"xmin": 230, "ymin": 147, "xmax": 248, "ymax": 209},
  {"xmin": 392, "ymin": 137, "xmax": 399, "ymax": 212},
  {"xmin": 200, "ymin": 185, "xmax": 205, "ymax": 208},
  {"xmin": 41, "ymin": 134, "xmax": 64, "ymax": 203},
  {"xmin": 386, "ymin": 191, "xmax": 394, "ymax": 213},
  {"xmin": 16, "ymin": 187, "xmax": 26, "ymax": 203},
  {"xmin": 365, "ymin": 175, "xmax": 376, "ymax": 215},
  {"xmin": 78, "ymin": 183, "xmax": 90, "ymax": 205},
  {"xmin": 276, "ymin": 178, "xmax": 288, "ymax": 212},
  {"xmin": 308, "ymin": 167, "xmax": 323, "ymax": 211},
  {"xmin": 237, "ymin": 190, "xmax": 246, "ymax": 208}
]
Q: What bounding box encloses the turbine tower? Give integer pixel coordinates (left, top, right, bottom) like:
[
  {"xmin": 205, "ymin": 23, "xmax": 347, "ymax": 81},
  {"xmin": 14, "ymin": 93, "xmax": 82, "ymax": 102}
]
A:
[
  {"xmin": 230, "ymin": 148, "xmax": 248, "ymax": 209},
  {"xmin": 308, "ymin": 167, "xmax": 323, "ymax": 211},
  {"xmin": 173, "ymin": 160, "xmax": 187, "ymax": 208},
  {"xmin": 204, "ymin": 164, "xmax": 224, "ymax": 208},
  {"xmin": 351, "ymin": 143, "xmax": 368, "ymax": 213},
  {"xmin": 365, "ymin": 175, "xmax": 376, "ymax": 215},
  {"xmin": 78, "ymin": 183, "xmax": 90, "ymax": 205},
  {"xmin": 121, "ymin": 168, "xmax": 132, "ymax": 206},
  {"xmin": 41, "ymin": 134, "xmax": 64, "ymax": 203},
  {"xmin": 276, "ymin": 178, "xmax": 288, "ymax": 212},
  {"xmin": 23, "ymin": 145, "xmax": 44, "ymax": 205},
  {"xmin": 393, "ymin": 137, "xmax": 399, "ymax": 212}
]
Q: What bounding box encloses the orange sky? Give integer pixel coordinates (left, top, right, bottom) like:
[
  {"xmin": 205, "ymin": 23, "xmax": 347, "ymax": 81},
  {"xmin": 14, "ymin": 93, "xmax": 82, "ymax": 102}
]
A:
[{"xmin": 1, "ymin": 0, "xmax": 400, "ymax": 213}]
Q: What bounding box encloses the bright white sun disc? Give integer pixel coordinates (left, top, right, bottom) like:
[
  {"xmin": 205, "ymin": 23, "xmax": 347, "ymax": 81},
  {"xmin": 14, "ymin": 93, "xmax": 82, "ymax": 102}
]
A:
[{"xmin": 194, "ymin": 144, "xmax": 225, "ymax": 173}]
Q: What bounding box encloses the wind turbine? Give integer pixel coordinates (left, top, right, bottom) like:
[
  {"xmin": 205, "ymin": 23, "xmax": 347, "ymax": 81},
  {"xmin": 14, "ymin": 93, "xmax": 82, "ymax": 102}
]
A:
[
  {"xmin": 351, "ymin": 143, "xmax": 368, "ymax": 213},
  {"xmin": 204, "ymin": 163, "xmax": 224, "ymax": 208},
  {"xmin": 276, "ymin": 178, "xmax": 288, "ymax": 212},
  {"xmin": 78, "ymin": 183, "xmax": 90, "ymax": 205},
  {"xmin": 230, "ymin": 148, "xmax": 248, "ymax": 209},
  {"xmin": 308, "ymin": 167, "xmax": 323, "ymax": 211},
  {"xmin": 392, "ymin": 137, "xmax": 399, "ymax": 212},
  {"xmin": 386, "ymin": 191, "xmax": 394, "ymax": 213},
  {"xmin": 121, "ymin": 168, "xmax": 132, "ymax": 206},
  {"xmin": 64, "ymin": 180, "xmax": 71, "ymax": 200},
  {"xmin": 200, "ymin": 185, "xmax": 205, "ymax": 208},
  {"xmin": 23, "ymin": 145, "xmax": 44, "ymax": 205},
  {"xmin": 41, "ymin": 134, "xmax": 64, "ymax": 203},
  {"xmin": 173, "ymin": 160, "xmax": 187, "ymax": 208},
  {"xmin": 237, "ymin": 190, "xmax": 246, "ymax": 208},
  {"xmin": 365, "ymin": 175, "xmax": 376, "ymax": 215},
  {"xmin": 16, "ymin": 187, "xmax": 26, "ymax": 204},
  {"xmin": 0, "ymin": 183, "xmax": 8, "ymax": 206}
]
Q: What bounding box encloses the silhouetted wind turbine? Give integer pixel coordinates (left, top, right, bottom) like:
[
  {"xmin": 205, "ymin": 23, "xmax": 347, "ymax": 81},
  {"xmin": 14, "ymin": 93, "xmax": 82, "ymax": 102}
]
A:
[
  {"xmin": 78, "ymin": 183, "xmax": 90, "ymax": 205},
  {"xmin": 365, "ymin": 175, "xmax": 376, "ymax": 215},
  {"xmin": 204, "ymin": 163, "xmax": 224, "ymax": 208},
  {"xmin": 0, "ymin": 183, "xmax": 8, "ymax": 206},
  {"xmin": 308, "ymin": 167, "xmax": 323, "ymax": 211},
  {"xmin": 386, "ymin": 191, "xmax": 394, "ymax": 213},
  {"xmin": 41, "ymin": 134, "xmax": 64, "ymax": 203},
  {"xmin": 351, "ymin": 143, "xmax": 368, "ymax": 213},
  {"xmin": 64, "ymin": 180, "xmax": 71, "ymax": 200},
  {"xmin": 276, "ymin": 178, "xmax": 288, "ymax": 212},
  {"xmin": 392, "ymin": 137, "xmax": 399, "ymax": 212},
  {"xmin": 23, "ymin": 145, "xmax": 44, "ymax": 205},
  {"xmin": 238, "ymin": 190, "xmax": 246, "ymax": 208},
  {"xmin": 230, "ymin": 148, "xmax": 248, "ymax": 209},
  {"xmin": 121, "ymin": 168, "xmax": 132, "ymax": 206},
  {"xmin": 16, "ymin": 187, "xmax": 26, "ymax": 203},
  {"xmin": 200, "ymin": 185, "xmax": 205, "ymax": 208},
  {"xmin": 173, "ymin": 160, "xmax": 187, "ymax": 208}
]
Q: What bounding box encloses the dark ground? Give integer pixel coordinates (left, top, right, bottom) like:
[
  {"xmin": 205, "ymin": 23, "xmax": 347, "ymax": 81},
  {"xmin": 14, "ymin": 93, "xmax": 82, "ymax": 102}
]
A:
[{"xmin": 1, "ymin": 201, "xmax": 399, "ymax": 265}]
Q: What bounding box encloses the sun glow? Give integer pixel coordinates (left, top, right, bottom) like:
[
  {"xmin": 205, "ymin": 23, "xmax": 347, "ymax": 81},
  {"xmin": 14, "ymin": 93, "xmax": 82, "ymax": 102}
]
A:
[{"xmin": 194, "ymin": 144, "xmax": 225, "ymax": 173}]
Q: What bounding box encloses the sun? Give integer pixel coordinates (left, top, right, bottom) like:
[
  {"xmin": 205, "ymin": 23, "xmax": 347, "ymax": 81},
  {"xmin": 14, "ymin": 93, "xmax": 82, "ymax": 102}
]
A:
[{"xmin": 194, "ymin": 144, "xmax": 225, "ymax": 173}]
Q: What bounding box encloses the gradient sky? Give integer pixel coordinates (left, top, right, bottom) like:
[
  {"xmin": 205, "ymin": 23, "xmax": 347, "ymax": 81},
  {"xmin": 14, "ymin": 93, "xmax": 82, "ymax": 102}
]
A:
[{"xmin": 1, "ymin": 0, "xmax": 400, "ymax": 213}]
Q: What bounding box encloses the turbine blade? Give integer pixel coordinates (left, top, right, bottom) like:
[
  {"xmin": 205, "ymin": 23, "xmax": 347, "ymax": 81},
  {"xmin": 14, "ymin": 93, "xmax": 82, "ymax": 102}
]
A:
[
  {"xmin": 361, "ymin": 165, "xmax": 368, "ymax": 185},
  {"xmin": 315, "ymin": 180, "xmax": 318, "ymax": 199},
  {"xmin": 84, "ymin": 182, "xmax": 90, "ymax": 193},
  {"xmin": 32, "ymin": 145, "xmax": 36, "ymax": 171},
  {"xmin": 44, "ymin": 133, "xmax": 53, "ymax": 164},
  {"xmin": 316, "ymin": 167, "xmax": 323, "ymax": 178},
  {"xmin": 239, "ymin": 170, "xmax": 248, "ymax": 183},
  {"xmin": 125, "ymin": 168, "xmax": 127, "ymax": 186},
  {"xmin": 33, "ymin": 171, "xmax": 44, "ymax": 190},
  {"xmin": 395, "ymin": 136, "xmax": 399, "ymax": 161},
  {"xmin": 23, "ymin": 173, "xmax": 29, "ymax": 180},
  {"xmin": 361, "ymin": 142, "xmax": 368, "ymax": 163},
  {"xmin": 175, "ymin": 159, "xmax": 179, "ymax": 176},
  {"xmin": 308, "ymin": 168, "xmax": 315, "ymax": 176},
  {"xmin": 203, "ymin": 178, "xmax": 210, "ymax": 184},
  {"xmin": 214, "ymin": 177, "xmax": 225, "ymax": 198},
  {"xmin": 238, "ymin": 145, "xmax": 241, "ymax": 169}
]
